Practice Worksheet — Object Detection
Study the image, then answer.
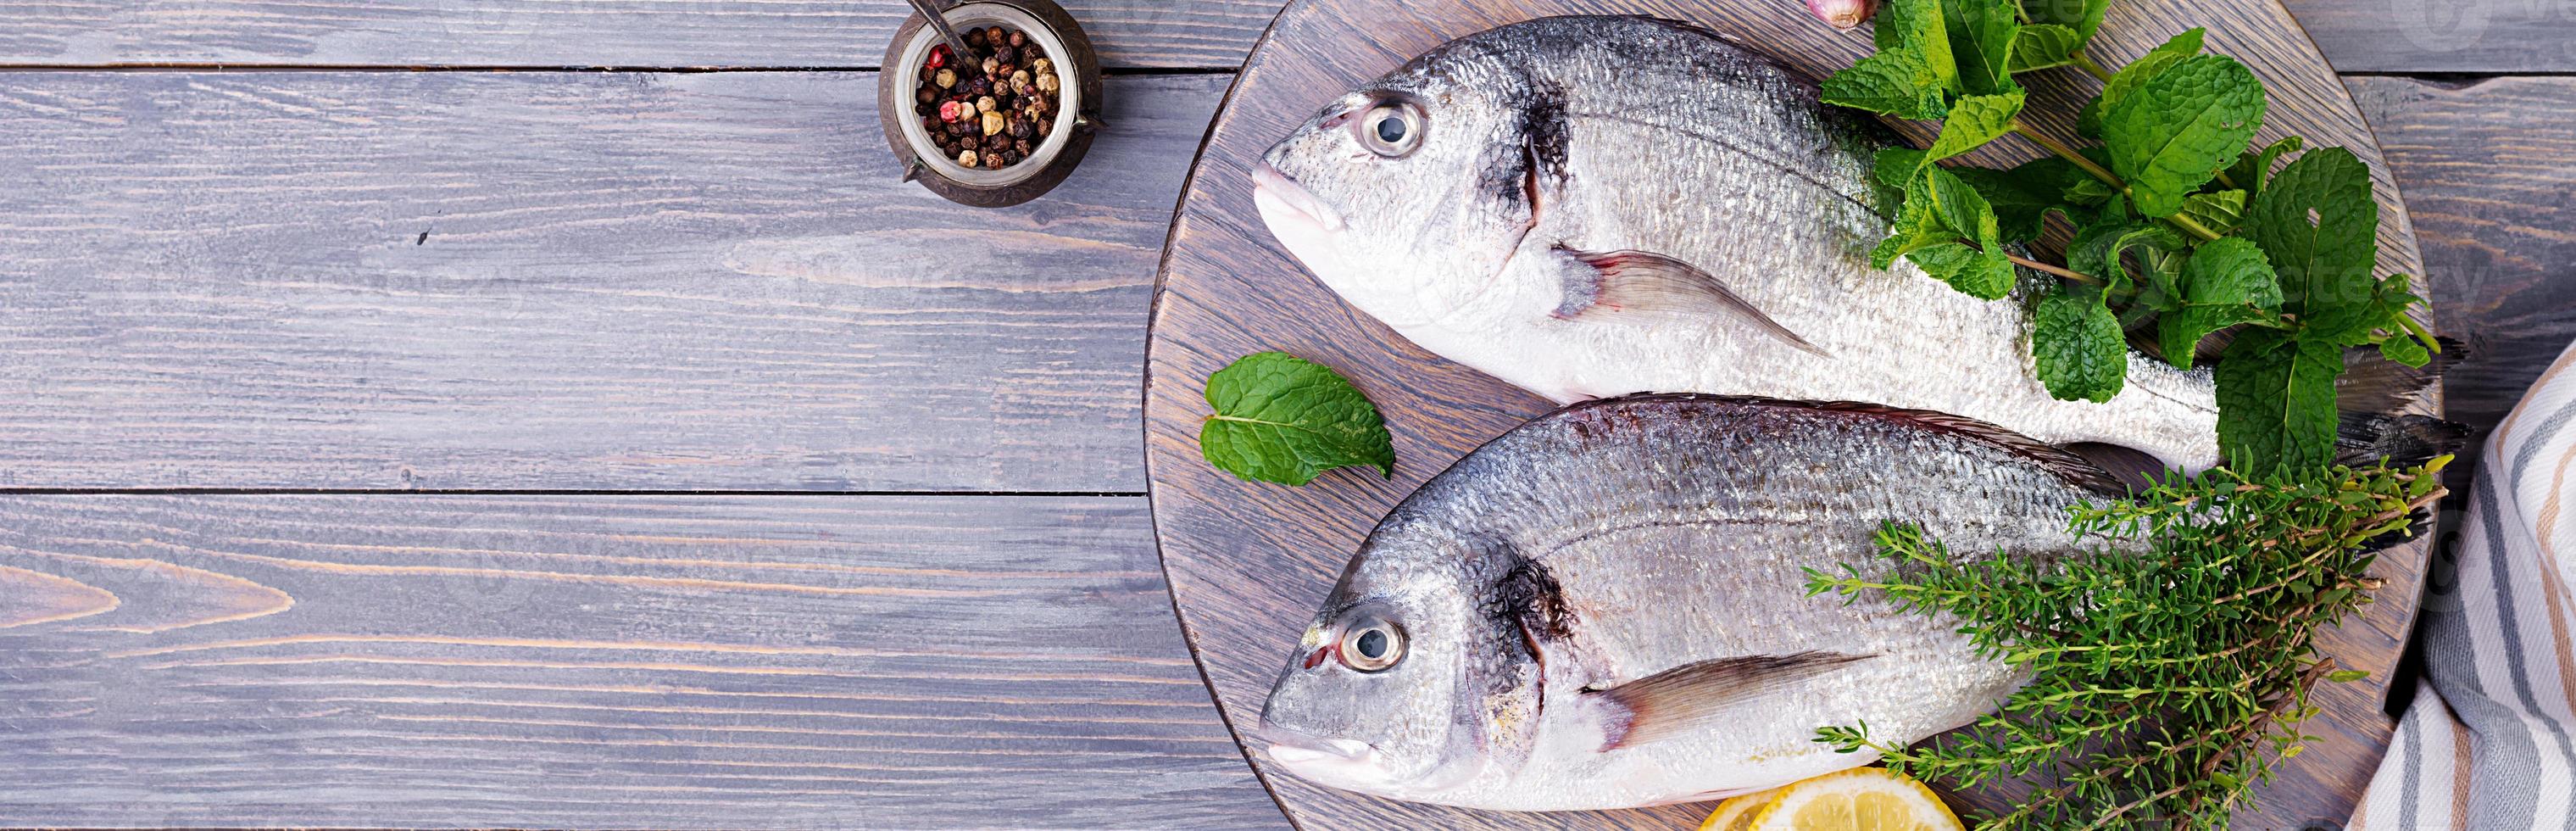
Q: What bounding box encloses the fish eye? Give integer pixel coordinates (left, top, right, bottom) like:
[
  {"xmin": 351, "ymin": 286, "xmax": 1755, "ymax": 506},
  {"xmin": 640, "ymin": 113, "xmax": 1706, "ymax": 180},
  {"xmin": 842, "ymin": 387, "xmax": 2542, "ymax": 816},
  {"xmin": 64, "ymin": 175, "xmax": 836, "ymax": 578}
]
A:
[
  {"xmin": 1338, "ymin": 616, "xmax": 1405, "ymax": 672},
  {"xmin": 1355, "ymin": 102, "xmax": 1425, "ymax": 159}
]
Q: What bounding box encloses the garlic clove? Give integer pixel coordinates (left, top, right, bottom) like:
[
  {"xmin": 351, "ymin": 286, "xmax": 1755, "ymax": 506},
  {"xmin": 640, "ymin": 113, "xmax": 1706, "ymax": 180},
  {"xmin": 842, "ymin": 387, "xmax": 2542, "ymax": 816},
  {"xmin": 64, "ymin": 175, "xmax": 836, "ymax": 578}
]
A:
[{"xmin": 1806, "ymin": 0, "xmax": 1879, "ymax": 30}]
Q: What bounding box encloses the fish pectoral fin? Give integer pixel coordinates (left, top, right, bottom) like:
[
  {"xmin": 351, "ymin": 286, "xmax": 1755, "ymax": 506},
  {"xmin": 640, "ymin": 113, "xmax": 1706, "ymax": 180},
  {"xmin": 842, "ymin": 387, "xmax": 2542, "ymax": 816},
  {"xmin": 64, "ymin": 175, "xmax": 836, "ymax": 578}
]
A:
[
  {"xmin": 1582, "ymin": 650, "xmax": 1871, "ymax": 751},
  {"xmin": 1550, "ymin": 248, "xmax": 1827, "ymax": 357}
]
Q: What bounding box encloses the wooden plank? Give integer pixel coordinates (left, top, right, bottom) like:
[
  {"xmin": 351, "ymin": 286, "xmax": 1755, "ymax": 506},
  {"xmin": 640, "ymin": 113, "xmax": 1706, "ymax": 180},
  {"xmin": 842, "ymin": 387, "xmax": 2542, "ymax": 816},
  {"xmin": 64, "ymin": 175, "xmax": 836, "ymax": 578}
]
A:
[
  {"xmin": 2290, "ymin": 2, "xmax": 2576, "ymax": 74},
  {"xmin": 0, "ymin": 0, "xmax": 2566, "ymax": 71},
  {"xmin": 0, "ymin": 71, "xmax": 1225, "ymax": 492},
  {"xmin": 2352, "ymin": 75, "xmax": 2576, "ymax": 448},
  {"xmin": 0, "ymin": 0, "xmax": 1288, "ymax": 69},
  {"xmin": 1146, "ymin": 3, "xmax": 2435, "ymax": 830},
  {"xmin": 0, "ymin": 493, "xmax": 1283, "ymax": 828}
]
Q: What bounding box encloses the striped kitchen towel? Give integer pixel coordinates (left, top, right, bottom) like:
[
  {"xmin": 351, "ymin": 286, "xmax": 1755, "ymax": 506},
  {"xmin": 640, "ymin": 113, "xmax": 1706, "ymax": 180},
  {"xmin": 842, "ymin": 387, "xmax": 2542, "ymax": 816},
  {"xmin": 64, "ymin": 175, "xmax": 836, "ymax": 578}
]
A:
[{"xmin": 2355, "ymin": 341, "xmax": 2576, "ymax": 830}]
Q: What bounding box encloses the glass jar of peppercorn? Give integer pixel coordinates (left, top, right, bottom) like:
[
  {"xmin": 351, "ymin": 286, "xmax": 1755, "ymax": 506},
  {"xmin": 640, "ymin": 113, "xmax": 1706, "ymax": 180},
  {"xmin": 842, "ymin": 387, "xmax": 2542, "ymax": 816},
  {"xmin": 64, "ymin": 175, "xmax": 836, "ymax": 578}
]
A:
[{"xmin": 877, "ymin": 0, "xmax": 1101, "ymax": 208}]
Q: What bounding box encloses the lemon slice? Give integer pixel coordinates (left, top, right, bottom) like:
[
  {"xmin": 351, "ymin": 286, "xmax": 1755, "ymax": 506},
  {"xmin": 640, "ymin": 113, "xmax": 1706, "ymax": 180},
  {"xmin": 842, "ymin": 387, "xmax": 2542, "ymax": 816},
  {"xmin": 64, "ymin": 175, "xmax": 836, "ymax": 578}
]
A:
[
  {"xmin": 1744, "ymin": 767, "xmax": 1963, "ymax": 831},
  {"xmin": 1699, "ymin": 788, "xmax": 1782, "ymax": 831}
]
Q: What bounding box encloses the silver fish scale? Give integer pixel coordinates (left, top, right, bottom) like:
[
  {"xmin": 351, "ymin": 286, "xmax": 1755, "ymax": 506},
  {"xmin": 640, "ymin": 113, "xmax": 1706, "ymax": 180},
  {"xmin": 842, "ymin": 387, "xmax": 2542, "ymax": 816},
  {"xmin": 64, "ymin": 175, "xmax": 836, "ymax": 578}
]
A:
[{"xmin": 1339, "ymin": 396, "xmax": 2113, "ymax": 810}]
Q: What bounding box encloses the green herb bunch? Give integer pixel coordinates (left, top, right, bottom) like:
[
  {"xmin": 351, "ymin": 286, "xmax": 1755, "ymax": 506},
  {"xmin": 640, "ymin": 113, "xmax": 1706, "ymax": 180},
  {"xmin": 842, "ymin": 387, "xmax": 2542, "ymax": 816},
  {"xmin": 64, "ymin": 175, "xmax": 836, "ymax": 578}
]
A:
[
  {"xmin": 1822, "ymin": 0, "xmax": 2440, "ymax": 476},
  {"xmin": 1805, "ymin": 458, "xmax": 2451, "ymax": 829}
]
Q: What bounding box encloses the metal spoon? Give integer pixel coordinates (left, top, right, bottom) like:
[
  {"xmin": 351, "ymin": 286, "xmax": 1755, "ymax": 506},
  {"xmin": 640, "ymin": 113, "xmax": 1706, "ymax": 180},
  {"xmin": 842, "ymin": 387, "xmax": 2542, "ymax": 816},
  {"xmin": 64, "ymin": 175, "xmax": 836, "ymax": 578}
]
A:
[{"xmin": 904, "ymin": 0, "xmax": 976, "ymax": 63}]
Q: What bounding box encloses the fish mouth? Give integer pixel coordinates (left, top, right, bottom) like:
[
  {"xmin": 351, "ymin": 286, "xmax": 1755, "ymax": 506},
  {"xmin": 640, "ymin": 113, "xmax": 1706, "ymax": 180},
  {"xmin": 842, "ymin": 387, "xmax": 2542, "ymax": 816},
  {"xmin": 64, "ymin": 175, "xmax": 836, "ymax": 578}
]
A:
[
  {"xmin": 1251, "ymin": 162, "xmax": 1345, "ymax": 235},
  {"xmin": 1245, "ymin": 722, "xmax": 1376, "ymax": 770}
]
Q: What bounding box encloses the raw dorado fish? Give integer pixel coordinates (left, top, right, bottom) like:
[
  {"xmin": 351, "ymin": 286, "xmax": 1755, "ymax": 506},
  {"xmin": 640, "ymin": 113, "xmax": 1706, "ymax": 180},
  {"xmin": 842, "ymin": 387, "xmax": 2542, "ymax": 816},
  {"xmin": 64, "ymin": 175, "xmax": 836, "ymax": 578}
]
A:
[
  {"xmin": 1255, "ymin": 394, "xmax": 2128, "ymax": 811},
  {"xmin": 1249, "ymin": 14, "xmax": 2228, "ymax": 471}
]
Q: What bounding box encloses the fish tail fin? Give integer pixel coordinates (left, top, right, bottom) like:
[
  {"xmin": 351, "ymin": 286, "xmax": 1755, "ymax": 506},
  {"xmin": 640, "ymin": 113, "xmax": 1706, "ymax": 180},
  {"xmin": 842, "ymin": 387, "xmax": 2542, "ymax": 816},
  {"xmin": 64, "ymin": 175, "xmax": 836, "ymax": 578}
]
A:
[
  {"xmin": 2329, "ymin": 336, "xmax": 2470, "ymax": 470},
  {"xmin": 2334, "ymin": 337, "xmax": 2466, "ymax": 414},
  {"xmin": 2334, "ymin": 411, "xmax": 2471, "ymax": 471}
]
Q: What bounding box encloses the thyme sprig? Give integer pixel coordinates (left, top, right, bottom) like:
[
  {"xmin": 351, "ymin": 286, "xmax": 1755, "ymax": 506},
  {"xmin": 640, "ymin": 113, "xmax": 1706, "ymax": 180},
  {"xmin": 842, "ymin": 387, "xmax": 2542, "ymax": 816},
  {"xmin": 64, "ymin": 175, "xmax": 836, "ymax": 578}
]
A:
[{"xmin": 1805, "ymin": 458, "xmax": 2451, "ymax": 829}]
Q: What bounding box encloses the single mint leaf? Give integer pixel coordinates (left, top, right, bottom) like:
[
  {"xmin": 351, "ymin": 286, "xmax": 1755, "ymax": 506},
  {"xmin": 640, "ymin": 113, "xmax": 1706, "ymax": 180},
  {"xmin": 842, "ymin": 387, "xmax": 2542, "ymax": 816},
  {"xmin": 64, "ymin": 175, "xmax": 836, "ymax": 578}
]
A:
[
  {"xmin": 1872, "ymin": 202, "xmax": 1953, "ymax": 269},
  {"xmin": 2078, "ymin": 28, "xmax": 2206, "ymax": 139},
  {"xmin": 2105, "ymin": 53, "xmax": 2267, "ymax": 217},
  {"xmin": 1872, "ymin": 167, "xmax": 1954, "ymax": 269},
  {"xmin": 2178, "ymin": 188, "xmax": 2248, "ymax": 236},
  {"xmin": 1199, "ymin": 352, "xmax": 1394, "ymax": 486},
  {"xmin": 1867, "ymin": 147, "xmax": 1928, "ymax": 220},
  {"xmin": 2033, "ymin": 284, "xmax": 2128, "ymax": 402},
  {"xmin": 2022, "ymin": 0, "xmax": 2111, "ymax": 44},
  {"xmin": 1879, "ymin": 164, "xmax": 2015, "ymax": 300},
  {"xmin": 2215, "ymin": 329, "xmax": 2341, "ymax": 477},
  {"xmin": 2156, "ymin": 237, "xmax": 2283, "ymax": 367},
  {"xmin": 1907, "ymin": 243, "xmax": 2017, "ymax": 299},
  {"xmin": 2327, "ymin": 669, "xmax": 2372, "ymax": 683},
  {"xmin": 1953, "ymin": 161, "xmax": 2073, "ymax": 243},
  {"xmin": 2009, "ymin": 24, "xmax": 2083, "ymax": 72},
  {"xmin": 2380, "ymin": 325, "xmax": 2432, "ymax": 367},
  {"xmin": 1924, "ymin": 165, "xmax": 2000, "ymax": 243},
  {"xmin": 2067, "ymin": 220, "xmax": 2186, "ymax": 296},
  {"xmin": 1823, "ymin": 47, "xmax": 1951, "ymax": 120},
  {"xmin": 2248, "ymin": 147, "xmax": 2378, "ymax": 321},
  {"xmin": 1942, "ymin": 0, "xmax": 2022, "ymax": 95},
  {"xmin": 2225, "ymin": 136, "xmax": 2305, "ymax": 197},
  {"xmin": 2307, "ymin": 273, "xmax": 2428, "ymax": 349},
  {"xmin": 1877, "ymin": 0, "xmax": 1958, "ymax": 94},
  {"xmin": 1923, "ymin": 90, "xmax": 2026, "ymax": 163},
  {"xmin": 1874, "ymin": 147, "xmax": 1932, "ymax": 190}
]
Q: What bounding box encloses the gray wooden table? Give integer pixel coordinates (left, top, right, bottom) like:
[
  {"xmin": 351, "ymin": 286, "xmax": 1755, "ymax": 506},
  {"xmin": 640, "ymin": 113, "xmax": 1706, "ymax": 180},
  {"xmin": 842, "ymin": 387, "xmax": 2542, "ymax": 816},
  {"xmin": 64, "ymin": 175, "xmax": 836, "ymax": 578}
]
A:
[{"xmin": 0, "ymin": 2, "xmax": 2568, "ymax": 828}]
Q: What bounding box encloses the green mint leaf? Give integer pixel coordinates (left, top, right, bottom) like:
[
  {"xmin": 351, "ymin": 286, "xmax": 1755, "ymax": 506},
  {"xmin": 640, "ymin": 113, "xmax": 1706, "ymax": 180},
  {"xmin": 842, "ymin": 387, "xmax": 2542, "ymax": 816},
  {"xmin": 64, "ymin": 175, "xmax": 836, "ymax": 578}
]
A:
[
  {"xmin": 1874, "ymin": 147, "xmax": 1932, "ymax": 190},
  {"xmin": 2225, "ymin": 136, "xmax": 2306, "ymax": 198},
  {"xmin": 2156, "ymin": 237, "xmax": 2283, "ymax": 367},
  {"xmin": 2178, "ymin": 188, "xmax": 2249, "ymax": 236},
  {"xmin": 1877, "ymin": 0, "xmax": 1959, "ymax": 94},
  {"xmin": 2022, "ymin": 0, "xmax": 2111, "ymax": 44},
  {"xmin": 2307, "ymin": 274, "xmax": 2429, "ymax": 350},
  {"xmin": 1867, "ymin": 147, "xmax": 1928, "ymax": 220},
  {"xmin": 2068, "ymin": 219, "xmax": 2187, "ymax": 297},
  {"xmin": 2033, "ymin": 284, "xmax": 2128, "ymax": 402},
  {"xmin": 2379, "ymin": 322, "xmax": 2432, "ymax": 368},
  {"xmin": 2248, "ymin": 147, "xmax": 2378, "ymax": 321},
  {"xmin": 2078, "ymin": 28, "xmax": 2206, "ymax": 140},
  {"xmin": 1922, "ymin": 90, "xmax": 2026, "ymax": 163},
  {"xmin": 1872, "ymin": 199, "xmax": 1953, "ymax": 270},
  {"xmin": 1908, "ymin": 242, "xmax": 2017, "ymax": 299},
  {"xmin": 1953, "ymin": 158, "xmax": 2076, "ymax": 243},
  {"xmin": 2215, "ymin": 329, "xmax": 2341, "ymax": 477},
  {"xmin": 1924, "ymin": 165, "xmax": 2000, "ymax": 243},
  {"xmin": 2105, "ymin": 54, "xmax": 2267, "ymax": 217},
  {"xmin": 1823, "ymin": 47, "xmax": 1952, "ymax": 120},
  {"xmin": 2326, "ymin": 669, "xmax": 2372, "ymax": 683},
  {"xmin": 1872, "ymin": 165, "xmax": 1953, "ymax": 269},
  {"xmin": 1878, "ymin": 164, "xmax": 2015, "ymax": 299},
  {"xmin": 1199, "ymin": 352, "xmax": 1394, "ymax": 486},
  {"xmin": 1942, "ymin": 0, "xmax": 2022, "ymax": 94},
  {"xmin": 2008, "ymin": 24, "xmax": 2084, "ymax": 73}
]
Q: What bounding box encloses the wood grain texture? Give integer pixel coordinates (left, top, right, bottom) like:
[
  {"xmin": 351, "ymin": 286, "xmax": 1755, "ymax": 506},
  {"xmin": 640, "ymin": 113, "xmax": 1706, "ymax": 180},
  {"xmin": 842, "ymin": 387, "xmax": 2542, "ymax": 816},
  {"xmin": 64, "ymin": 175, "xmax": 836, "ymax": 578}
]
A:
[
  {"xmin": 0, "ymin": 0, "xmax": 2560, "ymax": 71},
  {"xmin": 1146, "ymin": 3, "xmax": 2436, "ymax": 829},
  {"xmin": 0, "ymin": 0, "xmax": 1288, "ymax": 69},
  {"xmin": 0, "ymin": 494, "xmax": 1284, "ymax": 828},
  {"xmin": 0, "ymin": 71, "xmax": 1225, "ymax": 492},
  {"xmin": 2352, "ymin": 75, "xmax": 2576, "ymax": 455},
  {"xmin": 2289, "ymin": 0, "xmax": 2576, "ymax": 74}
]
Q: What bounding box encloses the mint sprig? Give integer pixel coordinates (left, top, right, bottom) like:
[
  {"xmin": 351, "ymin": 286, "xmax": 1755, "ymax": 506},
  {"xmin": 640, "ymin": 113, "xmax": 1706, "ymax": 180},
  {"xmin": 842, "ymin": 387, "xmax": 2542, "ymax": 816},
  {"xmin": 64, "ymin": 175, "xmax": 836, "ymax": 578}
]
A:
[
  {"xmin": 1820, "ymin": 0, "xmax": 2436, "ymax": 476},
  {"xmin": 1199, "ymin": 352, "xmax": 1395, "ymax": 486}
]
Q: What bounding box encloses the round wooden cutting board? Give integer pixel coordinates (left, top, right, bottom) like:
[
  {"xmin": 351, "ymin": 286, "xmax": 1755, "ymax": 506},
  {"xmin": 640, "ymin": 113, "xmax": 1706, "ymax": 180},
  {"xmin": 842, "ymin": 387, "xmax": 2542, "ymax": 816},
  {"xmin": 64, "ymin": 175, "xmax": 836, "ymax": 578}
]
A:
[{"xmin": 1143, "ymin": 2, "xmax": 2437, "ymax": 828}]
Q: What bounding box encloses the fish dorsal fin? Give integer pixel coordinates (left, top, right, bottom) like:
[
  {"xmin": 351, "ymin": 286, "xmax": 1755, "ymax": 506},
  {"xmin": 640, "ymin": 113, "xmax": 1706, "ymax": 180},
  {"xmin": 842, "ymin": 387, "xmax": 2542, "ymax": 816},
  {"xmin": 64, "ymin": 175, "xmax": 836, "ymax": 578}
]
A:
[
  {"xmin": 1550, "ymin": 248, "xmax": 1828, "ymax": 357},
  {"xmin": 1785, "ymin": 400, "xmax": 2135, "ymax": 496},
  {"xmin": 1583, "ymin": 651, "xmax": 1872, "ymax": 750}
]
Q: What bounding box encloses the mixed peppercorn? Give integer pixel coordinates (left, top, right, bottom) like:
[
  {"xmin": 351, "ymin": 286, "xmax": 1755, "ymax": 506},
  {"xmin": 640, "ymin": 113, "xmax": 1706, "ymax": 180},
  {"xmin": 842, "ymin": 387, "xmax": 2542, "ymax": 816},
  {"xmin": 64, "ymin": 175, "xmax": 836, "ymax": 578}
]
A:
[{"xmin": 915, "ymin": 25, "xmax": 1062, "ymax": 170}]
